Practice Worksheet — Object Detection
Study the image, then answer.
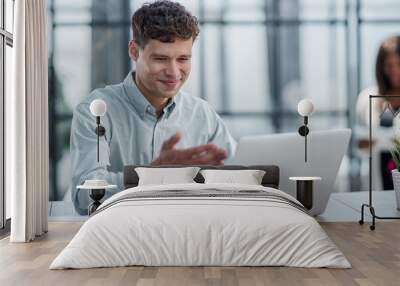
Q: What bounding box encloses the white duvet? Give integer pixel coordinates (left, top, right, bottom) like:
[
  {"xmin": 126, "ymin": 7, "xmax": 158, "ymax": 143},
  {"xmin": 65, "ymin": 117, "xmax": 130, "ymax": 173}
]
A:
[{"xmin": 50, "ymin": 183, "xmax": 350, "ymax": 269}]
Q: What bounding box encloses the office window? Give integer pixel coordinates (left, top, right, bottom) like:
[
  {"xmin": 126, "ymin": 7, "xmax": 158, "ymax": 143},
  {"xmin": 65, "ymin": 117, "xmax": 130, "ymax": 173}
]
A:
[
  {"xmin": 53, "ymin": 26, "xmax": 91, "ymax": 112},
  {"xmin": 0, "ymin": 35, "xmax": 3, "ymax": 229},
  {"xmin": 225, "ymin": 25, "xmax": 270, "ymax": 113},
  {"xmin": 279, "ymin": 0, "xmax": 346, "ymax": 20},
  {"xmin": 201, "ymin": 25, "xmax": 223, "ymax": 108},
  {"xmin": 361, "ymin": 0, "xmax": 400, "ymax": 19},
  {"xmin": 1, "ymin": 0, "xmax": 14, "ymax": 230},
  {"xmin": 5, "ymin": 44, "xmax": 11, "ymax": 220},
  {"xmin": 5, "ymin": 0, "xmax": 13, "ymax": 32},
  {"xmin": 53, "ymin": 0, "xmax": 91, "ymax": 22},
  {"xmin": 279, "ymin": 25, "xmax": 347, "ymax": 112}
]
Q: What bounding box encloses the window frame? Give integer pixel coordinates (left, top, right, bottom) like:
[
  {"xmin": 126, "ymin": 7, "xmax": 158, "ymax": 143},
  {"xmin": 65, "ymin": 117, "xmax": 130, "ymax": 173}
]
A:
[{"xmin": 0, "ymin": 0, "xmax": 13, "ymax": 234}]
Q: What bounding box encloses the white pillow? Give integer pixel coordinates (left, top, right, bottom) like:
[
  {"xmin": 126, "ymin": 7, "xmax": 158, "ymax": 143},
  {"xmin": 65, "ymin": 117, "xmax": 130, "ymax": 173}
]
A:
[
  {"xmin": 135, "ymin": 167, "xmax": 200, "ymax": 186},
  {"xmin": 200, "ymin": 169, "xmax": 266, "ymax": 185}
]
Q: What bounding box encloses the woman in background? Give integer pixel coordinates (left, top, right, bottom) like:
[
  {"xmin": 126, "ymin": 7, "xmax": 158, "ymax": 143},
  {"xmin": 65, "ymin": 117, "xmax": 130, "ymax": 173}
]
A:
[{"xmin": 356, "ymin": 35, "xmax": 400, "ymax": 190}]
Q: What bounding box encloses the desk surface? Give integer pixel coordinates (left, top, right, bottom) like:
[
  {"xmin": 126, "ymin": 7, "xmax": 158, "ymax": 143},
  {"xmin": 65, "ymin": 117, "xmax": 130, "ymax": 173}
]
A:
[
  {"xmin": 48, "ymin": 190, "xmax": 400, "ymax": 223},
  {"xmin": 318, "ymin": 190, "xmax": 400, "ymax": 222}
]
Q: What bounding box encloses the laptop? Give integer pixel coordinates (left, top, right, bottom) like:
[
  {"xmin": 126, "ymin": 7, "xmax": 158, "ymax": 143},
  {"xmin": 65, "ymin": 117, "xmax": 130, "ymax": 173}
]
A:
[{"xmin": 230, "ymin": 129, "xmax": 351, "ymax": 216}]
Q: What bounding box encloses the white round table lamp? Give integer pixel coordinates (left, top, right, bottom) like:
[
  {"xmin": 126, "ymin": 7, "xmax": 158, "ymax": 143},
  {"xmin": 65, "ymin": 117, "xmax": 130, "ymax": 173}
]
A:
[
  {"xmin": 79, "ymin": 99, "xmax": 112, "ymax": 215},
  {"xmin": 297, "ymin": 99, "xmax": 314, "ymax": 117},
  {"xmin": 297, "ymin": 99, "xmax": 315, "ymax": 162},
  {"xmin": 90, "ymin": 99, "xmax": 107, "ymax": 117}
]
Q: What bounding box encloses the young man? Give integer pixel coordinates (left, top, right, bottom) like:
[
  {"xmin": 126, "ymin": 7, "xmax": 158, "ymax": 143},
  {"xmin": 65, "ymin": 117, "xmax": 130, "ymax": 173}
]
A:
[{"xmin": 70, "ymin": 0, "xmax": 236, "ymax": 215}]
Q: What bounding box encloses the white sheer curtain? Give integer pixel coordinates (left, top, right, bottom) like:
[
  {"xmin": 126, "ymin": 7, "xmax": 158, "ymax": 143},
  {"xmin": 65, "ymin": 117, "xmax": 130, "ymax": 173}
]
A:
[{"xmin": 6, "ymin": 0, "xmax": 49, "ymax": 242}]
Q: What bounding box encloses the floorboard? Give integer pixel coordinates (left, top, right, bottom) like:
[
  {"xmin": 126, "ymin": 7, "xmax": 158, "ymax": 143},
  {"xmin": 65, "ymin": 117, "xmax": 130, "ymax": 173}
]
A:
[{"xmin": 1, "ymin": 221, "xmax": 400, "ymax": 286}]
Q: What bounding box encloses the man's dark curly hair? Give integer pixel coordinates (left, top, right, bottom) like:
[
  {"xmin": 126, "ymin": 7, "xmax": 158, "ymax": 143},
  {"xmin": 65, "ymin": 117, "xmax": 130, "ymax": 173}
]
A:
[{"xmin": 132, "ymin": 1, "xmax": 200, "ymax": 47}]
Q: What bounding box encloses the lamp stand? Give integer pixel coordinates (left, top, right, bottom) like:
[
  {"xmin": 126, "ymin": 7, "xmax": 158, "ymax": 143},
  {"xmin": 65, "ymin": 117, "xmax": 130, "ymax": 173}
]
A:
[
  {"xmin": 359, "ymin": 94, "xmax": 400, "ymax": 230},
  {"xmin": 298, "ymin": 116, "xmax": 309, "ymax": 162},
  {"xmin": 95, "ymin": 116, "xmax": 106, "ymax": 162}
]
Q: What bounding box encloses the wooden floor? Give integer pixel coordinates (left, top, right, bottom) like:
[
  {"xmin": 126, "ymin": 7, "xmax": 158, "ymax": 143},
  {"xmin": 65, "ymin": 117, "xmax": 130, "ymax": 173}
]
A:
[{"xmin": 1, "ymin": 222, "xmax": 400, "ymax": 286}]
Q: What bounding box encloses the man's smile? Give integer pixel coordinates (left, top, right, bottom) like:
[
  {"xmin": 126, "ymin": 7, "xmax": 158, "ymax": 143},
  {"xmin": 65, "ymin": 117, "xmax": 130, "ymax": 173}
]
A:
[{"xmin": 158, "ymin": 79, "xmax": 180, "ymax": 88}]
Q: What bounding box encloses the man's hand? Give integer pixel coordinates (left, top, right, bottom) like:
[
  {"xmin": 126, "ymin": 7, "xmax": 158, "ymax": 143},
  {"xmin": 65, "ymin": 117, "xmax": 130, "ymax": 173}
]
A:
[{"xmin": 151, "ymin": 132, "xmax": 227, "ymax": 166}]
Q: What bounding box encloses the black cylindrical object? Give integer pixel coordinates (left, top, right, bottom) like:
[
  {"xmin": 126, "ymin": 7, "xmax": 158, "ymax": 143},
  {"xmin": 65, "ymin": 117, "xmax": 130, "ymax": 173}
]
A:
[
  {"xmin": 296, "ymin": 180, "xmax": 313, "ymax": 210},
  {"xmin": 88, "ymin": 188, "xmax": 106, "ymax": 215}
]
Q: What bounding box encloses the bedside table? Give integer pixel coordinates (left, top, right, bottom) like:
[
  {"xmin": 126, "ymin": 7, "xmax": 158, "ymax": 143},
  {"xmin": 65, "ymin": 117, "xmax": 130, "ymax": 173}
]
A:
[
  {"xmin": 77, "ymin": 180, "xmax": 117, "ymax": 215},
  {"xmin": 289, "ymin": 176, "xmax": 321, "ymax": 210}
]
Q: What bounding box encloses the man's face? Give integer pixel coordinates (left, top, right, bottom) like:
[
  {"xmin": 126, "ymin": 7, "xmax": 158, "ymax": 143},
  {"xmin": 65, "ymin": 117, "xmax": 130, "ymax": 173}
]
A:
[{"xmin": 129, "ymin": 38, "xmax": 193, "ymax": 99}]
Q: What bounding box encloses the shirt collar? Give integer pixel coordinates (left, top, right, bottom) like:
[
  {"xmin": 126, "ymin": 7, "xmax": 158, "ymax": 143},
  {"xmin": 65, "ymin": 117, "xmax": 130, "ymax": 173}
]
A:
[{"xmin": 122, "ymin": 71, "xmax": 178, "ymax": 119}]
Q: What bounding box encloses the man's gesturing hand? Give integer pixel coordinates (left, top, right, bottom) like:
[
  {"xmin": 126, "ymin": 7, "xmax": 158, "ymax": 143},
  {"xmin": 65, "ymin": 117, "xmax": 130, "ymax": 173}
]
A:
[{"xmin": 151, "ymin": 132, "xmax": 227, "ymax": 166}]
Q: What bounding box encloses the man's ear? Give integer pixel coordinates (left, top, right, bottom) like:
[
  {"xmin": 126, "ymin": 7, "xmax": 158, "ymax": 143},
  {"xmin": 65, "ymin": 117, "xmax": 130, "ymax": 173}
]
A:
[{"xmin": 128, "ymin": 40, "xmax": 140, "ymax": 61}]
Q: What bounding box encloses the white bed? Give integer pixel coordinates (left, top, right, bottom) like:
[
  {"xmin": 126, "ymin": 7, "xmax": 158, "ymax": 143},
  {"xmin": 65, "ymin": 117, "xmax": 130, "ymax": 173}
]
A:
[{"xmin": 50, "ymin": 183, "xmax": 350, "ymax": 269}]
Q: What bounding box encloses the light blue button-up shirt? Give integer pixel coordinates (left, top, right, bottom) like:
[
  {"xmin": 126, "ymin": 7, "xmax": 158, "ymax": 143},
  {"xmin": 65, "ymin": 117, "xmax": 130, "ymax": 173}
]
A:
[{"xmin": 70, "ymin": 71, "xmax": 237, "ymax": 214}]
